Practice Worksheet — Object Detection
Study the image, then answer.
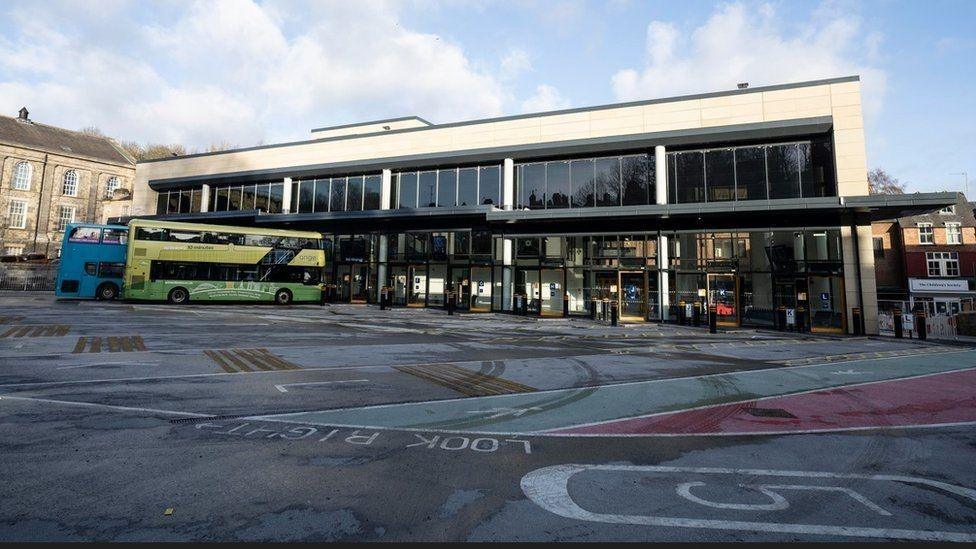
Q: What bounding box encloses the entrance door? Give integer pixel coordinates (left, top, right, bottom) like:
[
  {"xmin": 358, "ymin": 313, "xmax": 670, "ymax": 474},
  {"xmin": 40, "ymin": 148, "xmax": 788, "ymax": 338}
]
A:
[
  {"xmin": 450, "ymin": 267, "xmax": 471, "ymax": 311},
  {"xmin": 808, "ymin": 275, "xmax": 845, "ymax": 333},
  {"xmin": 707, "ymin": 273, "xmax": 738, "ymax": 326},
  {"xmin": 540, "ymin": 269, "xmax": 564, "ymax": 317},
  {"xmin": 348, "ymin": 264, "xmax": 369, "ymax": 303},
  {"xmin": 470, "ymin": 266, "xmax": 492, "ymax": 312},
  {"xmin": 618, "ymin": 271, "xmax": 646, "ymax": 320},
  {"xmin": 515, "ymin": 269, "xmax": 541, "ymax": 314}
]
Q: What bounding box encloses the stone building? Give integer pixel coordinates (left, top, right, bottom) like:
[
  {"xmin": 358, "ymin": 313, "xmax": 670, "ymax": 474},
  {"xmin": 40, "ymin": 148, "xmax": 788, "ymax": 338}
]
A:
[{"xmin": 1, "ymin": 107, "xmax": 135, "ymax": 258}]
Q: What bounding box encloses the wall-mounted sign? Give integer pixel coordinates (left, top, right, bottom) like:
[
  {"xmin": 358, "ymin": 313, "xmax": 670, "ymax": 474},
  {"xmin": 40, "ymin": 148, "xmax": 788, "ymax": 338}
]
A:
[
  {"xmin": 821, "ymin": 292, "xmax": 830, "ymax": 301},
  {"xmin": 786, "ymin": 308, "xmax": 796, "ymax": 325},
  {"xmin": 909, "ymin": 278, "xmax": 970, "ymax": 293}
]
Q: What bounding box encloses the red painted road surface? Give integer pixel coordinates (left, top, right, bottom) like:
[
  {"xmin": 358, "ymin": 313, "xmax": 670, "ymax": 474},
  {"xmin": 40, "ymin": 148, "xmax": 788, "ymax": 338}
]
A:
[{"xmin": 552, "ymin": 368, "xmax": 976, "ymax": 435}]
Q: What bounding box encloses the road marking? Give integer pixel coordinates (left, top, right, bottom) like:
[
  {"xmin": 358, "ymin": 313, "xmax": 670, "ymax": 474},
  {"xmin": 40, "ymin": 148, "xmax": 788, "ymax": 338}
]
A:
[
  {"xmin": 521, "ymin": 464, "xmax": 976, "ymax": 541},
  {"xmin": 202, "ymin": 348, "xmax": 301, "ymax": 373},
  {"xmin": 72, "ymin": 336, "xmax": 147, "ymax": 354},
  {"xmin": 0, "ymin": 395, "xmax": 208, "ymax": 418},
  {"xmin": 274, "ymin": 379, "xmax": 369, "ymax": 393},
  {"xmin": 465, "ymin": 407, "xmax": 544, "ymax": 419},
  {"xmin": 394, "ymin": 362, "xmax": 536, "ymax": 397},
  {"xmin": 676, "ymin": 482, "xmax": 891, "ymax": 516}
]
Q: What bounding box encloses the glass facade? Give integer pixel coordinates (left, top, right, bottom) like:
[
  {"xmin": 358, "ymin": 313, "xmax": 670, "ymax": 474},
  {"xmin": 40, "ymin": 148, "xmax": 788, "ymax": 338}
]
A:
[
  {"xmin": 392, "ymin": 164, "xmax": 502, "ymax": 209},
  {"xmin": 517, "ymin": 153, "xmax": 653, "ymax": 210}
]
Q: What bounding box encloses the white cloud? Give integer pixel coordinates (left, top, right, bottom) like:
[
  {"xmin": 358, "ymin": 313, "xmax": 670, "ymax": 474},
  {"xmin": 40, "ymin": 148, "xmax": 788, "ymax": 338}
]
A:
[
  {"xmin": 0, "ymin": 0, "xmax": 533, "ymax": 149},
  {"xmin": 520, "ymin": 84, "xmax": 571, "ymax": 113},
  {"xmin": 611, "ymin": 2, "xmax": 886, "ymax": 119}
]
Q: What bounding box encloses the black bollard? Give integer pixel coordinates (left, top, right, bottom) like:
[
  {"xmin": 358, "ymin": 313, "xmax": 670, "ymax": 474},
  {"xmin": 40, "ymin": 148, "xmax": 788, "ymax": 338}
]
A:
[
  {"xmin": 796, "ymin": 307, "xmax": 806, "ymax": 333},
  {"xmin": 709, "ymin": 305, "xmax": 717, "ymax": 334},
  {"xmin": 610, "ymin": 301, "xmax": 618, "ymax": 327},
  {"xmin": 563, "ymin": 293, "xmax": 569, "ymax": 318},
  {"xmin": 851, "ymin": 307, "xmax": 862, "ymax": 335},
  {"xmin": 916, "ymin": 311, "xmax": 927, "ymax": 340},
  {"xmin": 893, "ymin": 309, "xmax": 903, "ymax": 339},
  {"xmin": 692, "ymin": 301, "xmax": 702, "ymax": 327}
]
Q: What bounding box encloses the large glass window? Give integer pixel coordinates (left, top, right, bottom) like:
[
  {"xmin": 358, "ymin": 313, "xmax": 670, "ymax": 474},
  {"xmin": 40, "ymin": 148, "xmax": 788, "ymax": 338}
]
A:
[
  {"xmin": 546, "ymin": 161, "xmax": 571, "ymax": 208},
  {"xmin": 674, "ymin": 151, "xmax": 705, "ymax": 203},
  {"xmin": 330, "ymin": 177, "xmax": 347, "ymax": 212},
  {"xmin": 313, "ymin": 179, "xmax": 330, "ymax": 212},
  {"xmin": 167, "ymin": 191, "xmax": 180, "ymax": 214},
  {"xmin": 253, "ymin": 184, "xmax": 269, "ymax": 211},
  {"xmin": 215, "ymin": 186, "xmax": 230, "ymax": 211},
  {"xmin": 179, "ymin": 189, "xmax": 192, "ymax": 214},
  {"xmin": 457, "ymin": 168, "xmax": 478, "ymax": 206},
  {"xmin": 735, "ymin": 147, "xmax": 767, "ymax": 200},
  {"xmin": 705, "ymin": 149, "xmax": 735, "ymax": 202},
  {"xmin": 62, "ymin": 170, "xmax": 78, "ymax": 196},
  {"xmin": 520, "ymin": 163, "xmax": 545, "ymax": 209},
  {"xmin": 363, "ymin": 175, "xmax": 381, "ymax": 210},
  {"xmin": 594, "ymin": 157, "xmax": 620, "ymax": 207},
  {"xmin": 12, "ymin": 161, "xmax": 32, "ymax": 190},
  {"xmin": 420, "ymin": 171, "xmax": 437, "ymax": 207},
  {"xmin": 297, "ymin": 180, "xmax": 315, "ymax": 213},
  {"xmin": 241, "ymin": 184, "xmax": 256, "ymax": 210},
  {"xmin": 398, "ymin": 172, "xmax": 418, "ymax": 208},
  {"xmin": 268, "ymin": 183, "xmax": 284, "ymax": 213},
  {"xmin": 767, "ymin": 143, "xmax": 801, "ymax": 199},
  {"xmin": 346, "ymin": 176, "xmax": 364, "ymax": 211},
  {"xmin": 479, "ymin": 166, "xmax": 500, "ymax": 205},
  {"xmin": 621, "ymin": 154, "xmax": 651, "ymax": 206},
  {"xmin": 437, "ymin": 169, "xmax": 457, "ymax": 207},
  {"xmin": 570, "ymin": 159, "xmax": 594, "ymax": 208}
]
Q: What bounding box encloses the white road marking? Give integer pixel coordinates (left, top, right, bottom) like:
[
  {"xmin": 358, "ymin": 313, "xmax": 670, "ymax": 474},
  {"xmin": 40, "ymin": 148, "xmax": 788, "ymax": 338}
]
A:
[
  {"xmin": 676, "ymin": 481, "xmax": 789, "ymax": 511},
  {"xmin": 465, "ymin": 407, "xmax": 544, "ymax": 419},
  {"xmin": 834, "ymin": 369, "xmax": 865, "ymax": 375},
  {"xmin": 521, "ymin": 464, "xmax": 976, "ymax": 541},
  {"xmin": 274, "ymin": 379, "xmax": 369, "ymax": 393},
  {"xmin": 0, "ymin": 395, "xmax": 208, "ymax": 418},
  {"xmin": 56, "ymin": 361, "xmax": 161, "ymax": 370}
]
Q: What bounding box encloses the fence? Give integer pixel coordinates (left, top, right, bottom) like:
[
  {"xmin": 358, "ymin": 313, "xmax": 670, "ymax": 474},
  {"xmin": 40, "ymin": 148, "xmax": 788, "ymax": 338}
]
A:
[
  {"xmin": 0, "ymin": 263, "xmax": 58, "ymax": 291},
  {"xmin": 877, "ymin": 299, "xmax": 963, "ymax": 340}
]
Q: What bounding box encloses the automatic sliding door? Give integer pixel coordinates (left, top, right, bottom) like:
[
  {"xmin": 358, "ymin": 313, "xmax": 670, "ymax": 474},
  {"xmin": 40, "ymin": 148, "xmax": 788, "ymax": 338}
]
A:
[
  {"xmin": 619, "ymin": 271, "xmax": 646, "ymax": 320},
  {"xmin": 809, "ymin": 275, "xmax": 845, "ymax": 333},
  {"xmin": 471, "ymin": 267, "xmax": 492, "ymax": 312},
  {"xmin": 707, "ymin": 273, "xmax": 738, "ymax": 326},
  {"xmin": 540, "ymin": 269, "xmax": 563, "ymax": 317}
]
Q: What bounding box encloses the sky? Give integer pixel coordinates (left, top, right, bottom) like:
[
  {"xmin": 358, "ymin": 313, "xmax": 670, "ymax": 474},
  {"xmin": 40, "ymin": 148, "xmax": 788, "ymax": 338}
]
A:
[{"xmin": 0, "ymin": 0, "xmax": 973, "ymax": 193}]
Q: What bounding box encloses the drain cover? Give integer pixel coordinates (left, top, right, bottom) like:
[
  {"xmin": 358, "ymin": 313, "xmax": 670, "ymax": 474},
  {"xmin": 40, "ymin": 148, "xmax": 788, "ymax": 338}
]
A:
[{"xmin": 744, "ymin": 407, "xmax": 797, "ymax": 419}]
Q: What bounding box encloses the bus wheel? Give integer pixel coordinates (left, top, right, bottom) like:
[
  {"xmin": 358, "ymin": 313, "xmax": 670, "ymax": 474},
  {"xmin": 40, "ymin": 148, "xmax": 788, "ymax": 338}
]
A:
[
  {"xmin": 96, "ymin": 283, "xmax": 119, "ymax": 301},
  {"xmin": 167, "ymin": 287, "xmax": 189, "ymax": 304},
  {"xmin": 274, "ymin": 289, "xmax": 293, "ymax": 305}
]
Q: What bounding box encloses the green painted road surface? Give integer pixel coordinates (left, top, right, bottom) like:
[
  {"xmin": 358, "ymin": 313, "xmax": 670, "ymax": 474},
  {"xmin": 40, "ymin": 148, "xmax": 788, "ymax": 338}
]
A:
[{"xmin": 253, "ymin": 348, "xmax": 976, "ymax": 435}]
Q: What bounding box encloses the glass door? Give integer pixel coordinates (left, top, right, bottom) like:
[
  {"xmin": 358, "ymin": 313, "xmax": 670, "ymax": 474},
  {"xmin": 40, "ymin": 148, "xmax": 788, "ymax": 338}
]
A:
[
  {"xmin": 337, "ymin": 266, "xmax": 352, "ymax": 302},
  {"xmin": 450, "ymin": 267, "xmax": 471, "ymax": 311},
  {"xmin": 618, "ymin": 271, "xmax": 646, "ymax": 320},
  {"xmin": 515, "ymin": 269, "xmax": 541, "ymax": 314},
  {"xmin": 349, "ymin": 264, "xmax": 369, "ymax": 303},
  {"xmin": 470, "ymin": 266, "xmax": 492, "ymax": 312},
  {"xmin": 540, "ymin": 269, "xmax": 564, "ymax": 317},
  {"xmin": 390, "ymin": 265, "xmax": 408, "ymax": 306},
  {"xmin": 707, "ymin": 273, "xmax": 738, "ymax": 326},
  {"xmin": 408, "ymin": 265, "xmax": 426, "ymax": 306},
  {"xmin": 808, "ymin": 275, "xmax": 845, "ymax": 333}
]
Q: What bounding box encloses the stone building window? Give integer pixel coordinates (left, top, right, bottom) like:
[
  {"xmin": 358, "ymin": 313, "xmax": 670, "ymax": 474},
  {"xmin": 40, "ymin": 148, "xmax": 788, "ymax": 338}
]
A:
[
  {"xmin": 62, "ymin": 170, "xmax": 79, "ymax": 196},
  {"xmin": 105, "ymin": 176, "xmax": 121, "ymax": 198},
  {"xmin": 12, "ymin": 161, "xmax": 32, "ymax": 190},
  {"xmin": 56, "ymin": 205, "xmax": 75, "ymax": 232},
  {"xmin": 7, "ymin": 199, "xmax": 28, "ymax": 229},
  {"xmin": 946, "ymin": 222, "xmax": 962, "ymax": 245}
]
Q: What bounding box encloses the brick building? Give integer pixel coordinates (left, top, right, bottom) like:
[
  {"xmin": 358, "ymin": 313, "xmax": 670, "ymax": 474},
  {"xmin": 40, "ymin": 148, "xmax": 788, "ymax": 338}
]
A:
[
  {"xmin": 872, "ymin": 194, "xmax": 976, "ymax": 314},
  {"xmin": 1, "ymin": 107, "xmax": 135, "ymax": 258}
]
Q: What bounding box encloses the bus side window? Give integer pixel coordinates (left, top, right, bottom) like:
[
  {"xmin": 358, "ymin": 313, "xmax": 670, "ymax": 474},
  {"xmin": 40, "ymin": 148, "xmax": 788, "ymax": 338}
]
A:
[
  {"xmin": 84, "ymin": 262, "xmax": 97, "ymax": 275},
  {"xmin": 102, "ymin": 228, "xmax": 127, "ymax": 245},
  {"xmin": 69, "ymin": 227, "xmax": 101, "ymax": 243},
  {"xmin": 98, "ymin": 262, "xmax": 124, "ymax": 278},
  {"xmin": 136, "ymin": 227, "xmax": 168, "ymax": 241}
]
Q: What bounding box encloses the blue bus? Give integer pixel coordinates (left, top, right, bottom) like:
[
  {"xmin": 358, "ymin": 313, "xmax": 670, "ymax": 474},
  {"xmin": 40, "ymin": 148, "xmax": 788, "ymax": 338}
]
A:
[{"xmin": 55, "ymin": 223, "xmax": 128, "ymax": 299}]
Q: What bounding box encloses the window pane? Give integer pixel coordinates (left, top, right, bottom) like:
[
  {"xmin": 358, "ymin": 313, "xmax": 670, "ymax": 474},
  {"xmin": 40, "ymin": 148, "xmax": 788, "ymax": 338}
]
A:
[
  {"xmin": 236, "ymin": 185, "xmax": 256, "ymax": 210},
  {"xmin": 346, "ymin": 176, "xmax": 364, "ymax": 211},
  {"xmin": 546, "ymin": 160, "xmax": 571, "ymax": 208},
  {"xmin": 437, "ymin": 169, "xmax": 457, "ymax": 207},
  {"xmin": 253, "ymin": 184, "xmax": 270, "ymax": 211},
  {"xmin": 420, "ymin": 171, "xmax": 437, "ymax": 207},
  {"xmin": 167, "ymin": 191, "xmax": 180, "ymax": 214},
  {"xmin": 363, "ymin": 174, "xmax": 382, "ymax": 210},
  {"xmin": 806, "ymin": 138, "xmax": 835, "ymax": 198},
  {"xmin": 735, "ymin": 147, "xmax": 767, "ymax": 200},
  {"xmin": 667, "ymin": 155, "xmax": 677, "ymax": 203},
  {"xmin": 457, "ymin": 168, "xmax": 478, "ymax": 207},
  {"xmin": 479, "ymin": 166, "xmax": 500, "ymax": 205},
  {"xmin": 268, "ymin": 183, "xmax": 284, "ymax": 213},
  {"xmin": 330, "ymin": 177, "xmax": 346, "ymax": 212},
  {"xmin": 675, "ymin": 151, "xmax": 705, "ymax": 203},
  {"xmin": 298, "ymin": 180, "xmax": 315, "ymax": 213},
  {"xmin": 398, "ymin": 172, "xmax": 418, "ymax": 208},
  {"xmin": 190, "ymin": 189, "xmax": 202, "ymax": 212},
  {"xmin": 69, "ymin": 227, "xmax": 100, "ymax": 243},
  {"xmin": 177, "ymin": 190, "xmax": 190, "ymax": 213},
  {"xmin": 594, "ymin": 157, "xmax": 620, "ymax": 207},
  {"xmin": 621, "ymin": 154, "xmax": 650, "ymax": 206},
  {"xmin": 570, "ymin": 159, "xmax": 594, "ymax": 208},
  {"xmin": 156, "ymin": 192, "xmax": 168, "ymax": 214},
  {"xmin": 313, "ymin": 179, "xmax": 330, "ymax": 212},
  {"xmin": 521, "ymin": 163, "xmax": 545, "ymax": 209},
  {"xmin": 767, "ymin": 144, "xmax": 801, "ymax": 199},
  {"xmin": 215, "ymin": 187, "xmax": 230, "ymax": 211},
  {"xmin": 705, "ymin": 149, "xmax": 735, "ymax": 202}
]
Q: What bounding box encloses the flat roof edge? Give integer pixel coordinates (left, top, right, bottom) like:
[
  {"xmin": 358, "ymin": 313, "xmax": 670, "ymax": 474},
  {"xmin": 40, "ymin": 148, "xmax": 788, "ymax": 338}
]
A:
[{"xmin": 310, "ymin": 116, "xmax": 433, "ymax": 134}]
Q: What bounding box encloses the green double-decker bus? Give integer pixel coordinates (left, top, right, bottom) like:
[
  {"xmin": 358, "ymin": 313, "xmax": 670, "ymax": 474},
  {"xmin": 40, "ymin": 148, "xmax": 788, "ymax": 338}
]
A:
[{"xmin": 124, "ymin": 219, "xmax": 325, "ymax": 304}]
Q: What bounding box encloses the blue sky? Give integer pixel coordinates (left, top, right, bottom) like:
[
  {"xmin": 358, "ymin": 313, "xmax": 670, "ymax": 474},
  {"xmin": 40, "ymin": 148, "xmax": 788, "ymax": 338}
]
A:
[{"xmin": 0, "ymin": 0, "xmax": 973, "ymax": 193}]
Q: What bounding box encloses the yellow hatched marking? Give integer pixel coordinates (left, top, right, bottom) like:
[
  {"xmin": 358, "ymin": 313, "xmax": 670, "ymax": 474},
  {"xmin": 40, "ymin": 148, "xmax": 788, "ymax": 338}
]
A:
[
  {"xmin": 203, "ymin": 350, "xmax": 237, "ymax": 373},
  {"xmin": 394, "ymin": 363, "xmax": 536, "ymax": 397},
  {"xmin": 72, "ymin": 337, "xmax": 87, "ymax": 354},
  {"xmin": 89, "ymin": 337, "xmax": 102, "ymax": 353}
]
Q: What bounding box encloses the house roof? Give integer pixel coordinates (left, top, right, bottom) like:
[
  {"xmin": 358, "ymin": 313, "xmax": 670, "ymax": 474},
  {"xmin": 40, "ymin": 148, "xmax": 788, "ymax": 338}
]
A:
[{"xmin": 0, "ymin": 114, "xmax": 134, "ymax": 166}]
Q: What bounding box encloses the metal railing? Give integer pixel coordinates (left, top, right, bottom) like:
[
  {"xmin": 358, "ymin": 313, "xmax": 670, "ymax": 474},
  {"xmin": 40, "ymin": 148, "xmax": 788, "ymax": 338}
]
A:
[{"xmin": 0, "ymin": 264, "xmax": 57, "ymax": 291}]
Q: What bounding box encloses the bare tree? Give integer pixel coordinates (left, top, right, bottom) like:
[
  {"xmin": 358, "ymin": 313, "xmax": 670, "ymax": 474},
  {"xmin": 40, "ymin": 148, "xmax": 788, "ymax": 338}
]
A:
[{"xmin": 868, "ymin": 168, "xmax": 907, "ymax": 195}]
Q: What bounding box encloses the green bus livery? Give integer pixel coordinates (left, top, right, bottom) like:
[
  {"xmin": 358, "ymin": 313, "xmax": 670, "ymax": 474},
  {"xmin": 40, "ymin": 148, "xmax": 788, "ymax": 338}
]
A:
[{"xmin": 124, "ymin": 219, "xmax": 325, "ymax": 304}]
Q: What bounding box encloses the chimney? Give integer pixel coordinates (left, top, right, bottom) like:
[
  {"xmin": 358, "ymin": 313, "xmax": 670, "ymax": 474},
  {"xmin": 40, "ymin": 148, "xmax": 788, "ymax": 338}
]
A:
[{"xmin": 17, "ymin": 107, "xmax": 30, "ymax": 122}]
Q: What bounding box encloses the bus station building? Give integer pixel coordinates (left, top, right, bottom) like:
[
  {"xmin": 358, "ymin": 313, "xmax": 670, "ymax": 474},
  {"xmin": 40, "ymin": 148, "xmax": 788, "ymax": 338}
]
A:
[{"xmin": 127, "ymin": 76, "xmax": 957, "ymax": 335}]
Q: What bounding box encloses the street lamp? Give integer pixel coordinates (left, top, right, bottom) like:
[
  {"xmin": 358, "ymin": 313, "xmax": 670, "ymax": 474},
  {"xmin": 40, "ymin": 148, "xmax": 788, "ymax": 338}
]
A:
[{"xmin": 950, "ymin": 171, "xmax": 969, "ymax": 198}]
